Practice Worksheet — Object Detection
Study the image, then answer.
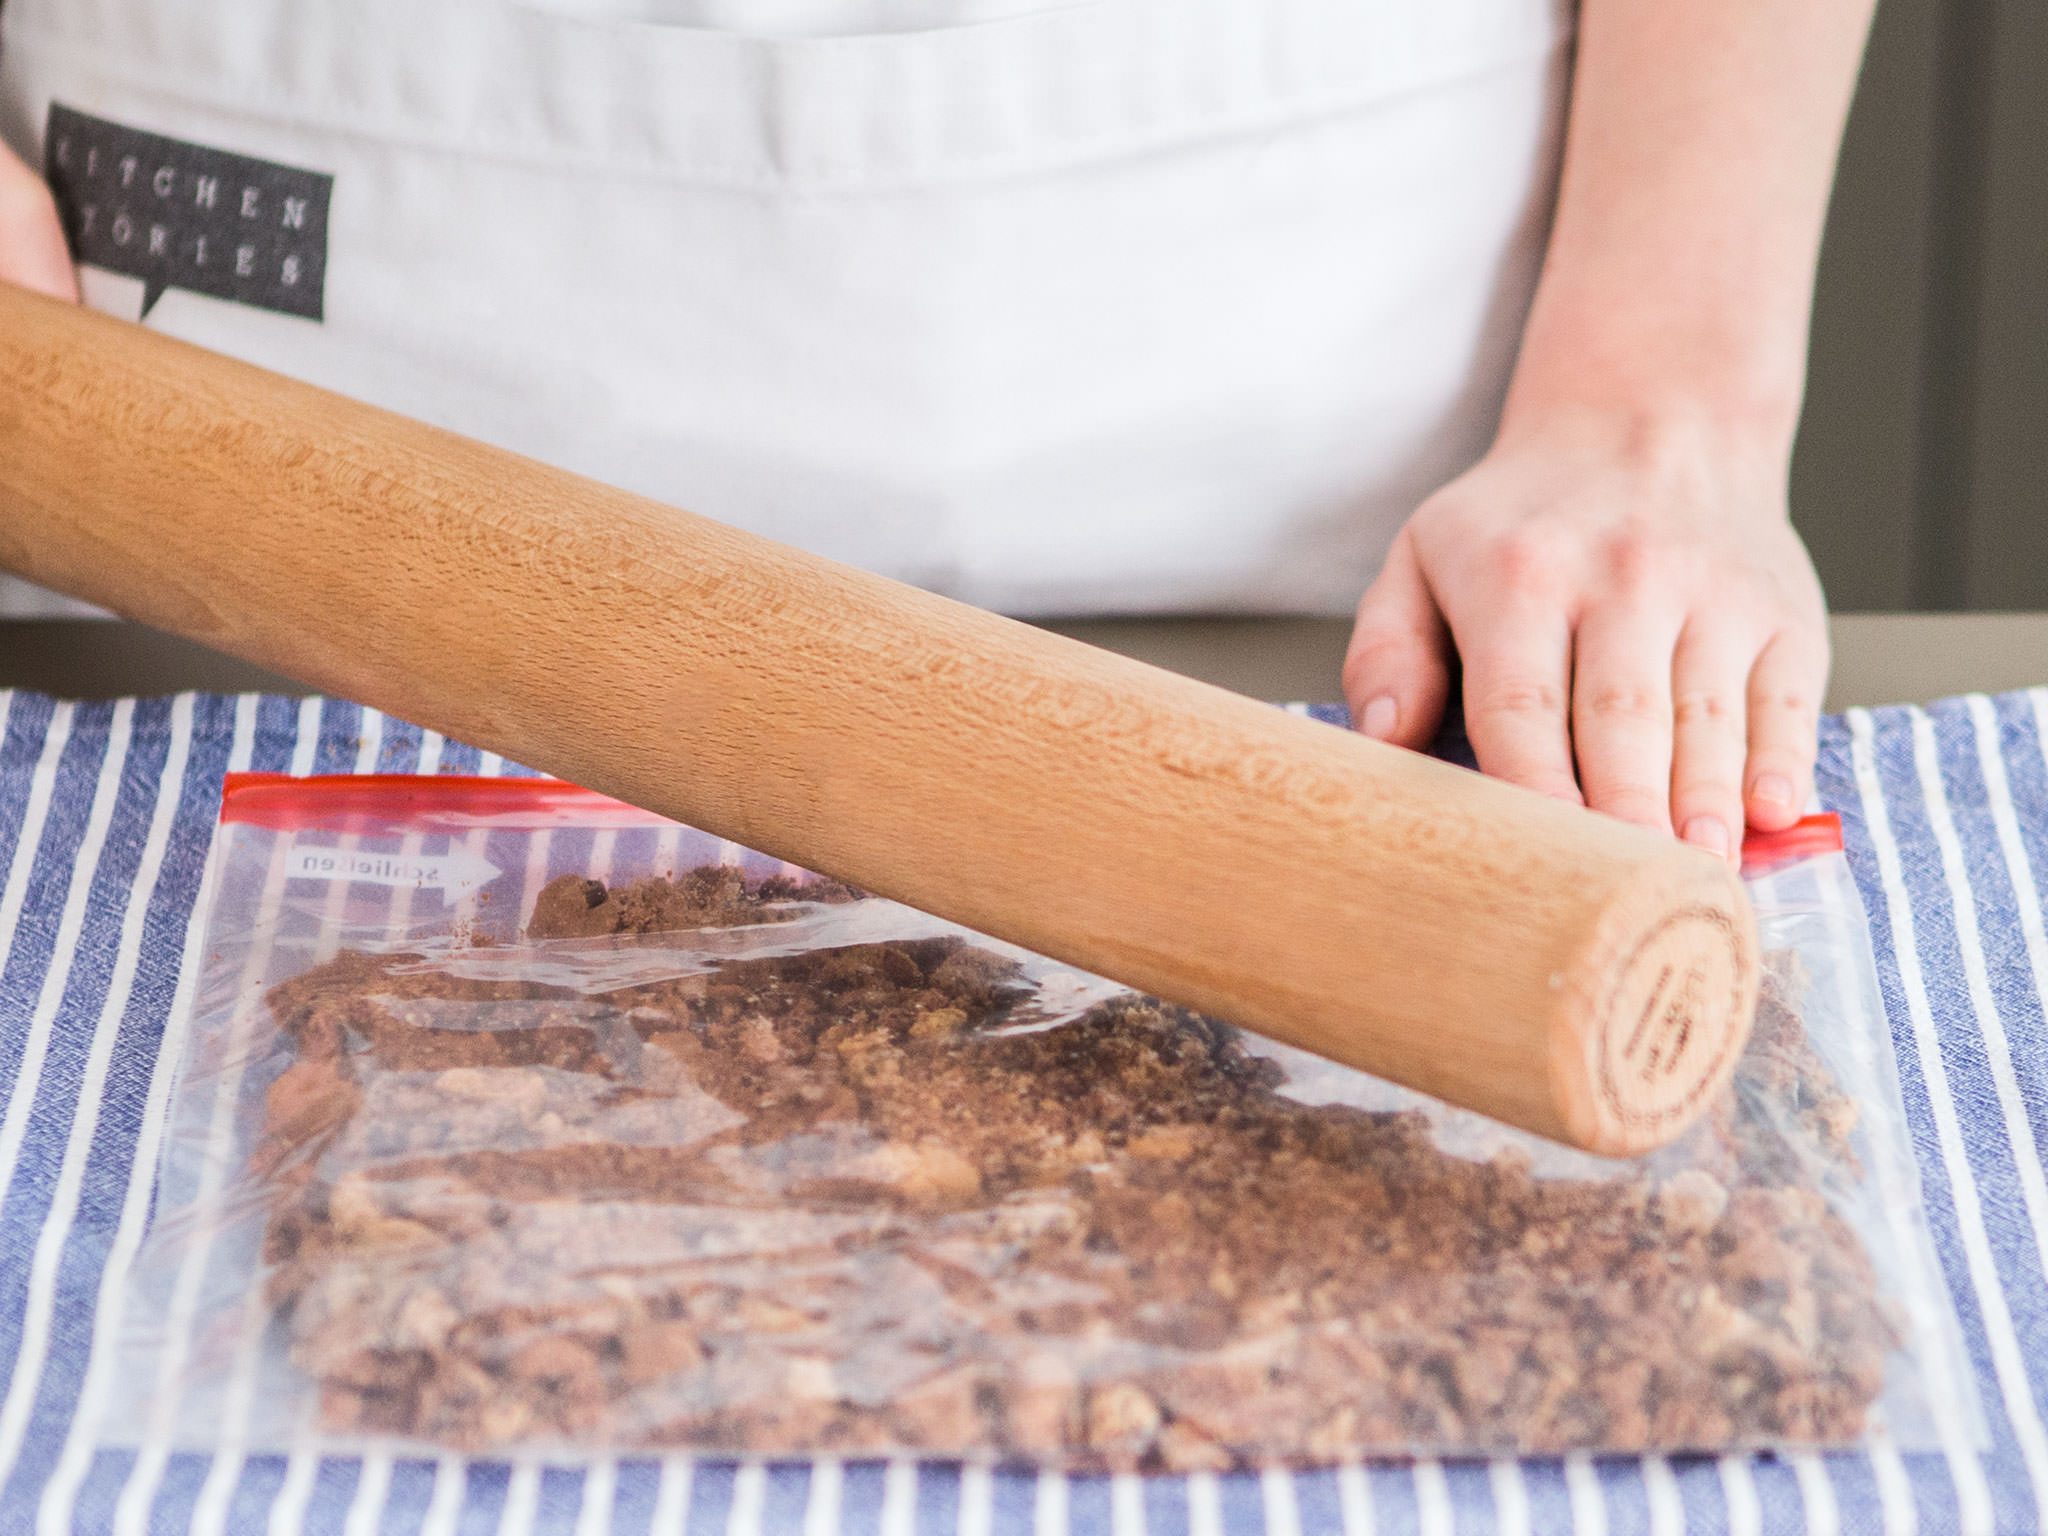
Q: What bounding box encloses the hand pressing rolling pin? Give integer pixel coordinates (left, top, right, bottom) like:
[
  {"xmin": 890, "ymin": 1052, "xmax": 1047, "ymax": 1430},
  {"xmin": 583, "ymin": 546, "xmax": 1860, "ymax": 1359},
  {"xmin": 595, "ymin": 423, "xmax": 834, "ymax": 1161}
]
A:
[
  {"xmin": 1341, "ymin": 0, "xmax": 1857, "ymax": 864},
  {"xmin": 0, "ymin": 0, "xmax": 1870, "ymax": 1153}
]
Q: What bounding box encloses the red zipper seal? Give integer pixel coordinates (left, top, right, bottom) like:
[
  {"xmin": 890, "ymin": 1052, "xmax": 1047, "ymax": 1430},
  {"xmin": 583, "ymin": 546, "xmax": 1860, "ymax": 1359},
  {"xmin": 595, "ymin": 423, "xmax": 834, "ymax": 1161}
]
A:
[
  {"xmin": 218, "ymin": 773, "xmax": 675, "ymax": 832},
  {"xmin": 1740, "ymin": 812, "xmax": 1844, "ymax": 876},
  {"xmin": 221, "ymin": 775, "xmax": 1847, "ymax": 875}
]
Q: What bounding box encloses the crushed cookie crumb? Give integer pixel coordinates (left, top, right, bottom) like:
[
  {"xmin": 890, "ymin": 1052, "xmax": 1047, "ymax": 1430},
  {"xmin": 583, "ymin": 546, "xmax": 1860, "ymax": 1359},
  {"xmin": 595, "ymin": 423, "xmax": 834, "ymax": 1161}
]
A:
[{"xmin": 258, "ymin": 874, "xmax": 1894, "ymax": 1467}]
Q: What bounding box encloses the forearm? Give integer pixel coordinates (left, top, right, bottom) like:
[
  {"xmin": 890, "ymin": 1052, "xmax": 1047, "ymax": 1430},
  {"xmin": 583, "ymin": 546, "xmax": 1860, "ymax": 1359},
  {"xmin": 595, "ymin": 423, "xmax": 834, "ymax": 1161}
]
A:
[{"xmin": 1505, "ymin": 0, "xmax": 1877, "ymax": 457}]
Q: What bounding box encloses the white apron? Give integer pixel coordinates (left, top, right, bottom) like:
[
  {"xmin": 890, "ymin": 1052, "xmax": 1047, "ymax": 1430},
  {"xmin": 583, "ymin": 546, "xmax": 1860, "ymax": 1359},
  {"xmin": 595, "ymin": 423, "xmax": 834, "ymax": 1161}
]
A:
[{"xmin": 0, "ymin": 0, "xmax": 1570, "ymax": 620}]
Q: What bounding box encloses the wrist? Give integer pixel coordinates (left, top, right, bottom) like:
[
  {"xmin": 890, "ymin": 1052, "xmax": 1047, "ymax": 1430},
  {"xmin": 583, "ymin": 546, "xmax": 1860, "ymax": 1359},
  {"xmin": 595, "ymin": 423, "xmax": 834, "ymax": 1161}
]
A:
[
  {"xmin": 1499, "ymin": 280, "xmax": 1810, "ymax": 469},
  {"xmin": 1487, "ymin": 386, "xmax": 1798, "ymax": 527}
]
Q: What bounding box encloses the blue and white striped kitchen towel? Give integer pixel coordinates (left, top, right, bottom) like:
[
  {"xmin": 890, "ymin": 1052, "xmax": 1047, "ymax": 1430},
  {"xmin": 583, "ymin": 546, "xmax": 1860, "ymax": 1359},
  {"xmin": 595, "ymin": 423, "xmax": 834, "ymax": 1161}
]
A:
[{"xmin": 0, "ymin": 686, "xmax": 2046, "ymax": 1536}]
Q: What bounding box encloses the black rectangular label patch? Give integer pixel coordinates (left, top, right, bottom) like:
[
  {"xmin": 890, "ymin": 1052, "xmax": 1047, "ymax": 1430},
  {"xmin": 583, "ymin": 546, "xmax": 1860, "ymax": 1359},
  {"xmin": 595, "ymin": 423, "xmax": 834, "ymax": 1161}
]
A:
[{"xmin": 43, "ymin": 103, "xmax": 332, "ymax": 321}]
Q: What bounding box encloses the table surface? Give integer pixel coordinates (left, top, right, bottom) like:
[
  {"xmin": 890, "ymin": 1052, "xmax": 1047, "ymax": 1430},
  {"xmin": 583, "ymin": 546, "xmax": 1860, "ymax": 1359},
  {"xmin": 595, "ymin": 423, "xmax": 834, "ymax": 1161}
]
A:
[
  {"xmin": 1, "ymin": 663, "xmax": 2048, "ymax": 1534},
  {"xmin": 8, "ymin": 614, "xmax": 2048, "ymax": 711}
]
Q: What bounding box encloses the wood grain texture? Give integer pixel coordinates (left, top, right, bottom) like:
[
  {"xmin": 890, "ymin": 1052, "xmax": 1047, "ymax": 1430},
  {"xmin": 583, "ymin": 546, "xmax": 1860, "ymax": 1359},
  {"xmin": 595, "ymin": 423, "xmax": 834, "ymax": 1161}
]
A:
[{"xmin": 0, "ymin": 283, "xmax": 1758, "ymax": 1153}]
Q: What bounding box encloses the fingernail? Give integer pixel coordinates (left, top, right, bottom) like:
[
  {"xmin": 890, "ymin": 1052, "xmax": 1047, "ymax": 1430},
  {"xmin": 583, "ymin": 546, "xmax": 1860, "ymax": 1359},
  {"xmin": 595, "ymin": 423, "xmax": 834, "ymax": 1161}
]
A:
[
  {"xmin": 1682, "ymin": 815, "xmax": 1731, "ymax": 859},
  {"xmin": 1751, "ymin": 774, "xmax": 1794, "ymax": 811},
  {"xmin": 1361, "ymin": 695, "xmax": 1398, "ymax": 740}
]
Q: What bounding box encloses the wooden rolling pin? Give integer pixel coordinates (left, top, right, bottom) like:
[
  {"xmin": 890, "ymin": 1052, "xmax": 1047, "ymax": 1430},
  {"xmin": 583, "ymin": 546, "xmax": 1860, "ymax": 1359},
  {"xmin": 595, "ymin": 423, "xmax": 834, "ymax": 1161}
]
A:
[{"xmin": 0, "ymin": 282, "xmax": 1758, "ymax": 1155}]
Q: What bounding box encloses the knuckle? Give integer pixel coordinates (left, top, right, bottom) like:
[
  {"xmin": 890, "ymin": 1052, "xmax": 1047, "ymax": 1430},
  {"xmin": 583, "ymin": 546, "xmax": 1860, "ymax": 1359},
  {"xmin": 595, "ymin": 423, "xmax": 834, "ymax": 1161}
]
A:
[
  {"xmin": 1342, "ymin": 633, "xmax": 1394, "ymax": 674},
  {"xmin": 1579, "ymin": 682, "xmax": 1665, "ymax": 727},
  {"xmin": 1753, "ymin": 687, "xmax": 1818, "ymax": 718},
  {"xmin": 1340, "ymin": 640, "xmax": 1407, "ymax": 695},
  {"xmin": 1471, "ymin": 678, "xmax": 1567, "ymax": 719},
  {"xmin": 1489, "ymin": 531, "xmax": 1565, "ymax": 599},
  {"xmin": 1674, "ymin": 689, "xmax": 1741, "ymax": 731},
  {"xmin": 1343, "ymin": 625, "xmax": 1431, "ymax": 677},
  {"xmin": 1598, "ymin": 525, "xmax": 1665, "ymax": 593}
]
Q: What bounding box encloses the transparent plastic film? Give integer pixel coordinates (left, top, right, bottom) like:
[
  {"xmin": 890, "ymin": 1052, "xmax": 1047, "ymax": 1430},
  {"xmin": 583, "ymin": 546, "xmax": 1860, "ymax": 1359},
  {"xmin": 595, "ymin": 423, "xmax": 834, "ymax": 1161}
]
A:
[{"xmin": 115, "ymin": 780, "xmax": 1977, "ymax": 1469}]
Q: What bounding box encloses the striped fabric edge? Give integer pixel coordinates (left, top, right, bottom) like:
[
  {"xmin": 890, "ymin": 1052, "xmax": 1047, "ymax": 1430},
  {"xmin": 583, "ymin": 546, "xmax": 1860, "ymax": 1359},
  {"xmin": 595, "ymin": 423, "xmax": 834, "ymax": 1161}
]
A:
[
  {"xmin": 0, "ymin": 691, "xmax": 2019, "ymax": 1536},
  {"xmin": 0, "ymin": 694, "xmax": 513, "ymax": 1536}
]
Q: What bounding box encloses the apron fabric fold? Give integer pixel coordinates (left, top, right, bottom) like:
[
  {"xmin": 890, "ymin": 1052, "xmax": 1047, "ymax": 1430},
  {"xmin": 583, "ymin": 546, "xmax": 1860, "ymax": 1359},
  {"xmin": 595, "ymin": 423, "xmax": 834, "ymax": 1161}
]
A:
[{"xmin": 0, "ymin": 0, "xmax": 1571, "ymax": 618}]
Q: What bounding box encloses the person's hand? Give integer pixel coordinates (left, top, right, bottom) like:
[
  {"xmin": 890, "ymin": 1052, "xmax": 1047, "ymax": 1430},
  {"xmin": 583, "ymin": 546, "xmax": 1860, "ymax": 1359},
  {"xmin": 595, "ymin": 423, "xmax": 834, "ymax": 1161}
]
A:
[
  {"xmin": 1340, "ymin": 0, "xmax": 1867, "ymax": 860},
  {"xmin": 1343, "ymin": 407, "xmax": 1828, "ymax": 861},
  {"xmin": 0, "ymin": 137, "xmax": 78, "ymax": 301}
]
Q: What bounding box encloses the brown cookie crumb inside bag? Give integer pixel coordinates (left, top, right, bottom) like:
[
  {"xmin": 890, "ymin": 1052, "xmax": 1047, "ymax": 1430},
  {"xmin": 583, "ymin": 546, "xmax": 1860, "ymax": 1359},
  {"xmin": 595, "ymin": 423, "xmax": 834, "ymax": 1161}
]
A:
[{"xmin": 254, "ymin": 868, "xmax": 1902, "ymax": 1469}]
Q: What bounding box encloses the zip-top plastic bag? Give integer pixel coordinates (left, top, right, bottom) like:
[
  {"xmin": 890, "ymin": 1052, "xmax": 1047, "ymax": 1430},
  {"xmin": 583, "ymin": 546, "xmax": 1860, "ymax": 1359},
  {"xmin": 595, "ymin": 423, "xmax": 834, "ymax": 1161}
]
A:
[{"xmin": 114, "ymin": 773, "xmax": 1976, "ymax": 1469}]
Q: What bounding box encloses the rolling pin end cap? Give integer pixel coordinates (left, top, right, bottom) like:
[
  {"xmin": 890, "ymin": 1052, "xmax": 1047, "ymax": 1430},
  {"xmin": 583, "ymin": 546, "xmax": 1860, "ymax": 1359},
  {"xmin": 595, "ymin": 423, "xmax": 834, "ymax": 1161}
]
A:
[{"xmin": 1551, "ymin": 854, "xmax": 1761, "ymax": 1157}]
